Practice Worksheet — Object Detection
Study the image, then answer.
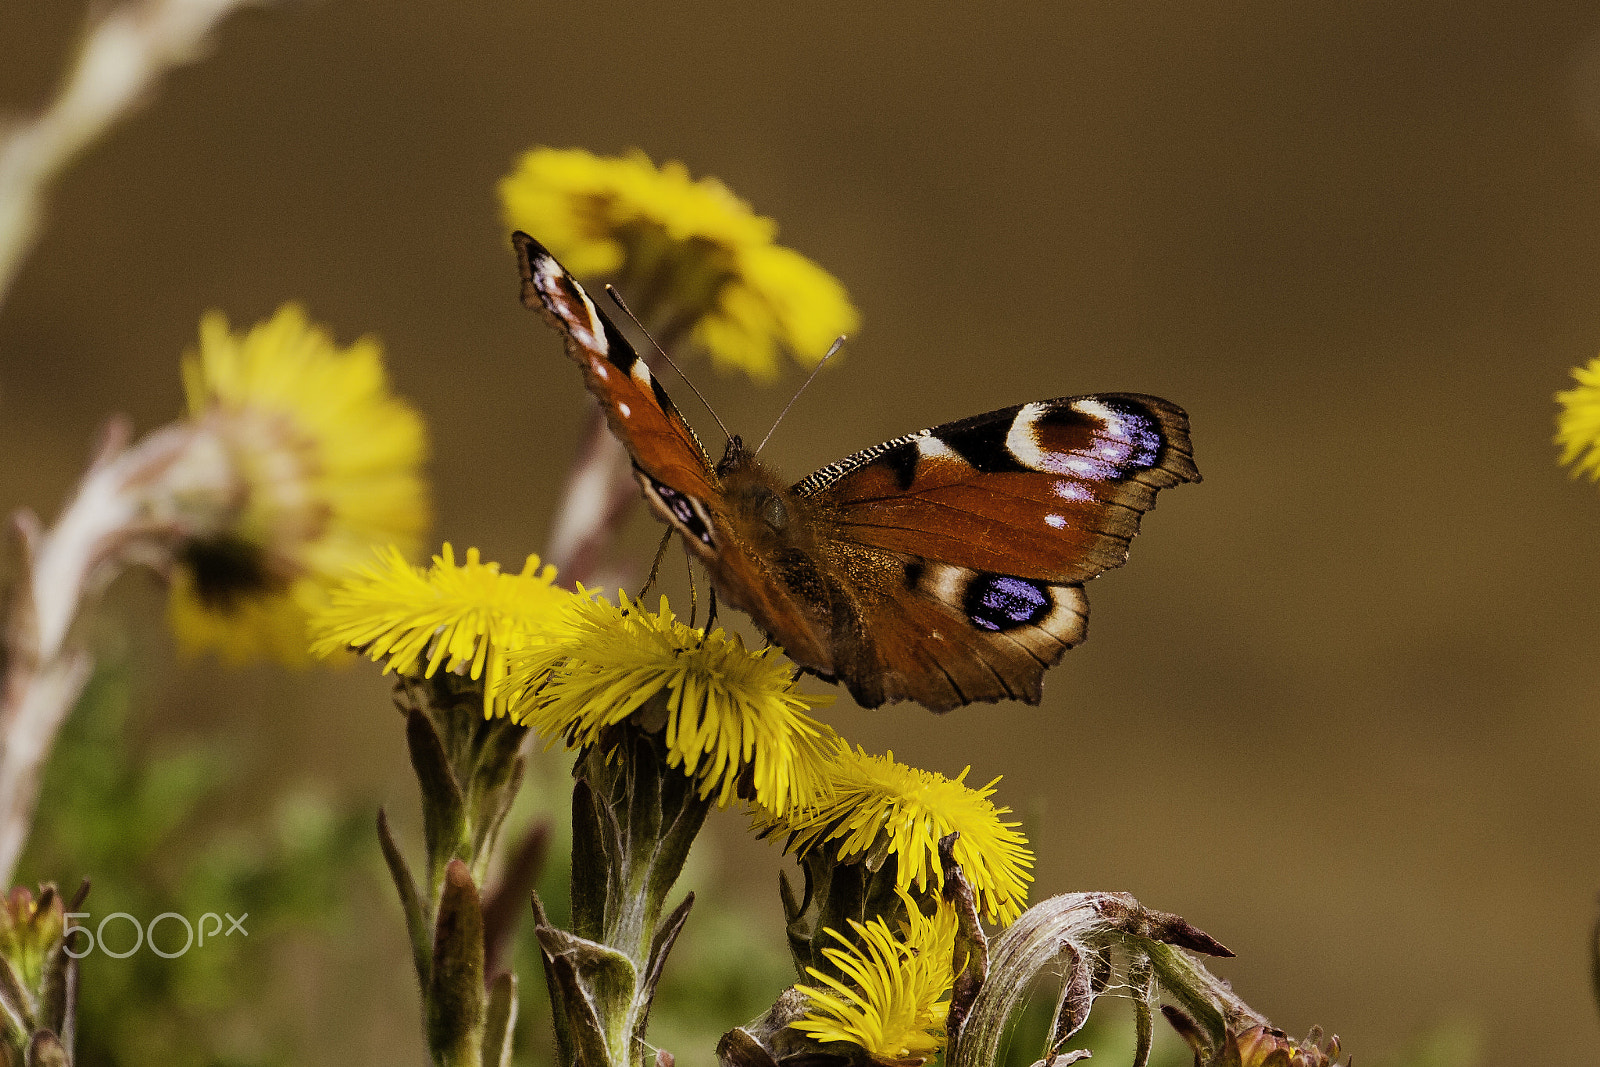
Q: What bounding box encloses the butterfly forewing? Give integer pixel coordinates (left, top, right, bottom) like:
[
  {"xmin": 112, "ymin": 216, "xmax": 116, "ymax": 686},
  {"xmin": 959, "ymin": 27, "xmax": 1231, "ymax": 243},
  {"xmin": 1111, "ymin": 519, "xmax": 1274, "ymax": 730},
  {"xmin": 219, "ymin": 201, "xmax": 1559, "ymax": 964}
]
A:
[
  {"xmin": 796, "ymin": 394, "xmax": 1198, "ymax": 583},
  {"xmin": 515, "ymin": 232, "xmax": 839, "ymax": 670},
  {"xmin": 514, "ymin": 233, "xmax": 717, "ymax": 502}
]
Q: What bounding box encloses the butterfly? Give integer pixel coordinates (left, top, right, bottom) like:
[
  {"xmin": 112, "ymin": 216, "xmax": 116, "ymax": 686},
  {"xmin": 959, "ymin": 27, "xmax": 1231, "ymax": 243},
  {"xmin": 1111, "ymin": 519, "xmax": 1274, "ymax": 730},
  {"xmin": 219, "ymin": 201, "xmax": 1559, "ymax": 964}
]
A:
[{"xmin": 513, "ymin": 232, "xmax": 1199, "ymax": 712}]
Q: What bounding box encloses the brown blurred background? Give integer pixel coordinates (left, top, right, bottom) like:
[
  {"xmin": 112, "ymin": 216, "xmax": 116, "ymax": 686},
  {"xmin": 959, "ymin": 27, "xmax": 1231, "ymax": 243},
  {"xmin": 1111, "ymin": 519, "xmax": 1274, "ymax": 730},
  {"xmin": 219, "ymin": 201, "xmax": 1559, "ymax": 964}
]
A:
[{"xmin": 5, "ymin": 0, "xmax": 1600, "ymax": 1063}]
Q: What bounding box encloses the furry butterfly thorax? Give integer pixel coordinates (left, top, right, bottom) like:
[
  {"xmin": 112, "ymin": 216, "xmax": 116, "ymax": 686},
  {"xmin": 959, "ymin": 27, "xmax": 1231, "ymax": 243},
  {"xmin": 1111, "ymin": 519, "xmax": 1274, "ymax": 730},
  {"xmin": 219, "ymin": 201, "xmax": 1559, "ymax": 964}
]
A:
[{"xmin": 514, "ymin": 231, "xmax": 1199, "ymax": 712}]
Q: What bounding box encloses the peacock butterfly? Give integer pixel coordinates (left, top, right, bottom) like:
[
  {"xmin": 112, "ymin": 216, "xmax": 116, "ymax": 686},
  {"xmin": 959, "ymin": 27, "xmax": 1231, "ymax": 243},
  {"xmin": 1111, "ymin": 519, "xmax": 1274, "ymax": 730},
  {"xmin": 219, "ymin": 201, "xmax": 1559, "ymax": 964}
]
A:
[{"xmin": 513, "ymin": 232, "xmax": 1199, "ymax": 712}]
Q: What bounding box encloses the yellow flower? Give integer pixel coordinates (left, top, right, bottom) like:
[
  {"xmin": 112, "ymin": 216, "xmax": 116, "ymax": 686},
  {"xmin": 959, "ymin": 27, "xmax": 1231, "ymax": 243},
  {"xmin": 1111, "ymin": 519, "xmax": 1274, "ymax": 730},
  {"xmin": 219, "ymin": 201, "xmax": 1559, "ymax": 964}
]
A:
[
  {"xmin": 757, "ymin": 743, "xmax": 1033, "ymax": 926},
  {"xmin": 309, "ymin": 544, "xmax": 574, "ymax": 715},
  {"xmin": 499, "ymin": 147, "xmax": 858, "ymax": 380},
  {"xmin": 1557, "ymin": 353, "xmax": 1600, "ymax": 479},
  {"xmin": 501, "ymin": 592, "xmax": 837, "ymax": 811},
  {"xmin": 791, "ymin": 889, "xmax": 959, "ymax": 1067},
  {"xmin": 169, "ymin": 305, "xmax": 429, "ymax": 665}
]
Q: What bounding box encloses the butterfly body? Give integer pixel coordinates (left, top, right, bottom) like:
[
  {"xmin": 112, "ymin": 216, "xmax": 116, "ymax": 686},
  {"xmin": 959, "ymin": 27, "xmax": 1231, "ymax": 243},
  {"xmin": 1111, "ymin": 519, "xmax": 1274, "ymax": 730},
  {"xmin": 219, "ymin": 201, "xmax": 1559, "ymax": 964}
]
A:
[{"xmin": 515, "ymin": 232, "xmax": 1199, "ymax": 712}]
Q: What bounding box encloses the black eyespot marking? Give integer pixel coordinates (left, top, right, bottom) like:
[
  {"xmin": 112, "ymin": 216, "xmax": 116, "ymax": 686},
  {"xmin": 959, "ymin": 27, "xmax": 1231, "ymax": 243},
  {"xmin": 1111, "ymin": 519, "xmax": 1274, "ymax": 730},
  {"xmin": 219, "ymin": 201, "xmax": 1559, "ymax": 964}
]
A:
[
  {"xmin": 940, "ymin": 414, "xmax": 1031, "ymax": 474},
  {"xmin": 903, "ymin": 560, "xmax": 924, "ymax": 590},
  {"xmin": 597, "ymin": 314, "xmax": 635, "ymax": 372},
  {"xmin": 965, "ymin": 574, "xmax": 1051, "ymax": 632},
  {"xmin": 648, "ymin": 373, "xmax": 677, "ymax": 415},
  {"xmin": 646, "ymin": 476, "xmax": 715, "ymax": 547},
  {"xmin": 882, "ymin": 441, "xmax": 919, "ymax": 490}
]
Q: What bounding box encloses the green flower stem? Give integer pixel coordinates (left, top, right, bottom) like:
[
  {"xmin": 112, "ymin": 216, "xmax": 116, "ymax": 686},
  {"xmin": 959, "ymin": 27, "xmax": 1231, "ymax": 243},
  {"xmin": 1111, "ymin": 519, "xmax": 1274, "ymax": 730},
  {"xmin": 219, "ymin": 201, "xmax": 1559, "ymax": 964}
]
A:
[
  {"xmin": 429, "ymin": 861, "xmax": 486, "ymax": 1067},
  {"xmin": 538, "ymin": 730, "xmax": 707, "ymax": 1067},
  {"xmin": 397, "ymin": 676, "xmax": 529, "ymax": 888},
  {"xmin": 385, "ymin": 675, "xmax": 531, "ymax": 1067},
  {"xmin": 779, "ymin": 851, "xmax": 907, "ymax": 985},
  {"xmin": 578, "ymin": 738, "xmax": 707, "ymax": 961}
]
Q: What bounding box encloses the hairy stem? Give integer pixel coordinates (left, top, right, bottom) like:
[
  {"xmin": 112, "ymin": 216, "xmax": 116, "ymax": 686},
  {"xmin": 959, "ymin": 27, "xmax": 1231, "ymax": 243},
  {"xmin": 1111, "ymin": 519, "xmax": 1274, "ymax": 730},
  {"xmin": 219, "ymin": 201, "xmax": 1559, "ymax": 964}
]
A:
[
  {"xmin": 0, "ymin": 0, "xmax": 269, "ymax": 310},
  {"xmin": 0, "ymin": 417, "xmax": 220, "ymax": 882}
]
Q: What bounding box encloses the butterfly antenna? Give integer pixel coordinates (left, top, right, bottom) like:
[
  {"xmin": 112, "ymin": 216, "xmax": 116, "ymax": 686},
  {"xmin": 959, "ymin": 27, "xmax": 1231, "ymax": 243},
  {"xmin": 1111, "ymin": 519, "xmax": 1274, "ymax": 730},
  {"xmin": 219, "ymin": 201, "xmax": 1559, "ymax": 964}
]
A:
[
  {"xmin": 754, "ymin": 336, "xmax": 846, "ymax": 456},
  {"xmin": 605, "ymin": 285, "xmax": 734, "ymax": 444}
]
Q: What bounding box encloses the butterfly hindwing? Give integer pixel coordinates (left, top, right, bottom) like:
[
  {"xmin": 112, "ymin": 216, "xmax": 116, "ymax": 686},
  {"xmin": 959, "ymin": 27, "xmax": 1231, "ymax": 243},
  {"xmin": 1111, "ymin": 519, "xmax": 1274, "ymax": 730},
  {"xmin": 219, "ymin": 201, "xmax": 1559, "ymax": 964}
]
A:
[{"xmin": 823, "ymin": 553, "xmax": 1090, "ymax": 710}]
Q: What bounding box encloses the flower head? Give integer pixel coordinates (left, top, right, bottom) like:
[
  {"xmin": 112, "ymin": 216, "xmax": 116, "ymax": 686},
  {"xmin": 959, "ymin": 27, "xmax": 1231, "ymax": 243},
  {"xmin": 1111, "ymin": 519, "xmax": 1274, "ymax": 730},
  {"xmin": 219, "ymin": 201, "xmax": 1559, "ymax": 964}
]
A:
[
  {"xmin": 499, "ymin": 147, "xmax": 858, "ymax": 380},
  {"xmin": 169, "ymin": 305, "xmax": 429, "ymax": 664},
  {"xmin": 501, "ymin": 592, "xmax": 836, "ymax": 811},
  {"xmin": 1558, "ymin": 354, "xmax": 1600, "ymax": 479},
  {"xmin": 791, "ymin": 889, "xmax": 959, "ymax": 1067},
  {"xmin": 309, "ymin": 543, "xmax": 573, "ymax": 715},
  {"xmin": 1230, "ymin": 1026, "xmax": 1345, "ymax": 1067},
  {"xmin": 0, "ymin": 885, "xmax": 64, "ymax": 995},
  {"xmin": 757, "ymin": 743, "xmax": 1033, "ymax": 926}
]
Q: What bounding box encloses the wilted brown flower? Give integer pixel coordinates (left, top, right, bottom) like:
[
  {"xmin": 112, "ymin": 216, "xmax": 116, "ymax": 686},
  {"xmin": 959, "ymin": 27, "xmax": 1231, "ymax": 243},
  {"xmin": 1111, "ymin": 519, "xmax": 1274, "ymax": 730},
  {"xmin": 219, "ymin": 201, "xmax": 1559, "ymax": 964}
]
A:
[
  {"xmin": 1226, "ymin": 1025, "xmax": 1344, "ymax": 1067},
  {"xmin": 1163, "ymin": 1010, "xmax": 1344, "ymax": 1067}
]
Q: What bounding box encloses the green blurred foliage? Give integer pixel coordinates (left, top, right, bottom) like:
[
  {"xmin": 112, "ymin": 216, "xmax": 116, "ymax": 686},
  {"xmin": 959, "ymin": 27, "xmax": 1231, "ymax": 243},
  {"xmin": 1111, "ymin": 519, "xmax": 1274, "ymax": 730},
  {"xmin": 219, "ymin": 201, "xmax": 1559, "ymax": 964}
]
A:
[
  {"xmin": 17, "ymin": 666, "xmax": 372, "ymax": 1067},
  {"xmin": 1376, "ymin": 1022, "xmax": 1484, "ymax": 1067}
]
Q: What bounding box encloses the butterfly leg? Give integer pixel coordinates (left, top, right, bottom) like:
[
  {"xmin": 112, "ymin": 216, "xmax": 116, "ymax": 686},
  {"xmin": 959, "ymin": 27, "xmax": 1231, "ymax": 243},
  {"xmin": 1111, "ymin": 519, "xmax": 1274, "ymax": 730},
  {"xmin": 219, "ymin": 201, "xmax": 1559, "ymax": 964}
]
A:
[
  {"xmin": 702, "ymin": 587, "xmax": 720, "ymax": 641},
  {"xmin": 637, "ymin": 528, "xmax": 675, "ymax": 601},
  {"xmin": 684, "ymin": 540, "xmax": 699, "ymax": 628}
]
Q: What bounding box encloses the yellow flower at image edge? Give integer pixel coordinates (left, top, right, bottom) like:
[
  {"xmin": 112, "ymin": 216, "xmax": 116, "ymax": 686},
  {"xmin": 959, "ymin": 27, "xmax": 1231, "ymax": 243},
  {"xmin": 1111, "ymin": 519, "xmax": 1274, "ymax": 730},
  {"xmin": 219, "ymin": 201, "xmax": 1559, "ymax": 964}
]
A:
[
  {"xmin": 1557, "ymin": 352, "xmax": 1600, "ymax": 479},
  {"xmin": 169, "ymin": 305, "xmax": 429, "ymax": 665},
  {"xmin": 792, "ymin": 891, "xmax": 959, "ymax": 1067},
  {"xmin": 309, "ymin": 544, "xmax": 574, "ymax": 714},
  {"xmin": 501, "ymin": 593, "xmax": 836, "ymax": 812},
  {"xmin": 758, "ymin": 743, "xmax": 1034, "ymax": 927},
  {"xmin": 498, "ymin": 146, "xmax": 858, "ymax": 380}
]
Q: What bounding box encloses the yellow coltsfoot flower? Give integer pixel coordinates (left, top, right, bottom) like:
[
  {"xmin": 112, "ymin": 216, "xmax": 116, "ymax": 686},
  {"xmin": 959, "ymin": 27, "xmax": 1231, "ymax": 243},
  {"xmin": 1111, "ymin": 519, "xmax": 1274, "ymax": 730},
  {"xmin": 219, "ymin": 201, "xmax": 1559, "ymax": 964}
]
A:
[
  {"xmin": 499, "ymin": 146, "xmax": 858, "ymax": 379},
  {"xmin": 167, "ymin": 305, "xmax": 429, "ymax": 665},
  {"xmin": 1557, "ymin": 353, "xmax": 1600, "ymax": 479},
  {"xmin": 791, "ymin": 889, "xmax": 960, "ymax": 1067},
  {"xmin": 309, "ymin": 543, "xmax": 575, "ymax": 715},
  {"xmin": 757, "ymin": 742, "xmax": 1033, "ymax": 926},
  {"xmin": 500, "ymin": 592, "xmax": 836, "ymax": 812}
]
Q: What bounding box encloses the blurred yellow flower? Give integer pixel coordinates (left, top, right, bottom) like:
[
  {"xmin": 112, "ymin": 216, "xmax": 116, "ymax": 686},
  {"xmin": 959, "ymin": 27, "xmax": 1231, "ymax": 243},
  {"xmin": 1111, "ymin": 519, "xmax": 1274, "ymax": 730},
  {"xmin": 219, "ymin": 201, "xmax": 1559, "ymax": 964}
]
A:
[
  {"xmin": 1557, "ymin": 353, "xmax": 1600, "ymax": 479},
  {"xmin": 499, "ymin": 146, "xmax": 858, "ymax": 380},
  {"xmin": 791, "ymin": 889, "xmax": 959, "ymax": 1067},
  {"xmin": 169, "ymin": 305, "xmax": 429, "ymax": 665},
  {"xmin": 757, "ymin": 742, "xmax": 1033, "ymax": 926},
  {"xmin": 501, "ymin": 592, "xmax": 837, "ymax": 811},
  {"xmin": 309, "ymin": 544, "xmax": 574, "ymax": 716}
]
